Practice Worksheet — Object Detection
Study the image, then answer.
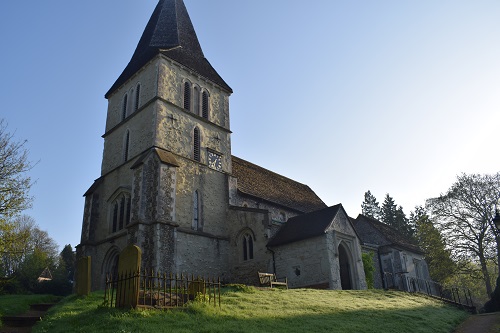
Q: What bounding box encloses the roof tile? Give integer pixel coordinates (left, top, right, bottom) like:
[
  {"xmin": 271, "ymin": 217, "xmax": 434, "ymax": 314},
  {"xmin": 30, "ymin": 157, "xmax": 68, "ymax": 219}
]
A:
[{"xmin": 232, "ymin": 156, "xmax": 327, "ymax": 213}]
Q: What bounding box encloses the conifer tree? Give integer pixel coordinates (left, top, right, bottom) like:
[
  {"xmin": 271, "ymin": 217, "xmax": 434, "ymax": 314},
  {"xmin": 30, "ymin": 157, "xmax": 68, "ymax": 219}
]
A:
[
  {"xmin": 361, "ymin": 190, "xmax": 381, "ymax": 220},
  {"xmin": 381, "ymin": 194, "xmax": 414, "ymax": 239},
  {"xmin": 381, "ymin": 194, "xmax": 397, "ymax": 227}
]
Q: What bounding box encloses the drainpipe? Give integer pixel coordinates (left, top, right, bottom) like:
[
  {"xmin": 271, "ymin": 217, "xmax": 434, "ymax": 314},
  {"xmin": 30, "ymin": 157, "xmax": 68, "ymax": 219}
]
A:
[{"xmin": 268, "ymin": 247, "xmax": 277, "ymax": 274}]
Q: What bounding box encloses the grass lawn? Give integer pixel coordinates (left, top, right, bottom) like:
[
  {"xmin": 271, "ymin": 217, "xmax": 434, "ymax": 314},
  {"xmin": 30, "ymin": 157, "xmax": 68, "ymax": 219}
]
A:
[
  {"xmin": 33, "ymin": 287, "xmax": 468, "ymax": 333},
  {"xmin": 0, "ymin": 294, "xmax": 61, "ymax": 317}
]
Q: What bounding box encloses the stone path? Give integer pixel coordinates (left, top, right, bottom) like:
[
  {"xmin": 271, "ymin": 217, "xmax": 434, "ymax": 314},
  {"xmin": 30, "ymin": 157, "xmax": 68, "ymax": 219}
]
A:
[
  {"xmin": 454, "ymin": 312, "xmax": 500, "ymax": 333},
  {"xmin": 0, "ymin": 304, "xmax": 55, "ymax": 333}
]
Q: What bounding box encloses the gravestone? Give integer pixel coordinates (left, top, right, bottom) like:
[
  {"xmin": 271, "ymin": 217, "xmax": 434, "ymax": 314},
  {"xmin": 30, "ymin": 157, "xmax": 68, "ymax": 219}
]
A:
[
  {"xmin": 116, "ymin": 245, "xmax": 142, "ymax": 308},
  {"xmin": 188, "ymin": 277, "xmax": 206, "ymax": 300},
  {"xmin": 76, "ymin": 256, "xmax": 91, "ymax": 296}
]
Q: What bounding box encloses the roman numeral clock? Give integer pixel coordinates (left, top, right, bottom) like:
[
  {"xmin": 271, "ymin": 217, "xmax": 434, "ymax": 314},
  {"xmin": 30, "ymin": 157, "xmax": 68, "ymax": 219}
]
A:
[{"xmin": 208, "ymin": 151, "xmax": 222, "ymax": 171}]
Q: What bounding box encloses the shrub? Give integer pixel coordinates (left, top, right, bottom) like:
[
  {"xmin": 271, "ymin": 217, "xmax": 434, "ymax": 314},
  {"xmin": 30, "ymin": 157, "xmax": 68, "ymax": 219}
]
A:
[{"xmin": 362, "ymin": 252, "xmax": 375, "ymax": 289}]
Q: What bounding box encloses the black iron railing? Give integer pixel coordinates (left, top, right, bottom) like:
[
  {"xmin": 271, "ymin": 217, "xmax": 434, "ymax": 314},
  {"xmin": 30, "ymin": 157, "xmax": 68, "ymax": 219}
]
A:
[
  {"xmin": 405, "ymin": 276, "xmax": 474, "ymax": 308},
  {"xmin": 104, "ymin": 270, "xmax": 221, "ymax": 309},
  {"xmin": 383, "ymin": 272, "xmax": 474, "ymax": 310}
]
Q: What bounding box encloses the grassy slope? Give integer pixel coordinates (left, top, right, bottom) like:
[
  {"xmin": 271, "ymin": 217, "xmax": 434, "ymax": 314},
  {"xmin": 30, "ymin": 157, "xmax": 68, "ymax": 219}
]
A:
[
  {"xmin": 0, "ymin": 294, "xmax": 61, "ymax": 327},
  {"xmin": 33, "ymin": 288, "xmax": 468, "ymax": 333},
  {"xmin": 0, "ymin": 294, "xmax": 60, "ymax": 317}
]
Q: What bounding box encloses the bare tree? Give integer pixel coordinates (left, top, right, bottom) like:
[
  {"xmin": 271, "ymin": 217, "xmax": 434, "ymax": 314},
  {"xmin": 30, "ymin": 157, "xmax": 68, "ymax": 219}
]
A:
[
  {"xmin": 426, "ymin": 173, "xmax": 500, "ymax": 296},
  {"xmin": 0, "ymin": 119, "xmax": 34, "ymax": 220}
]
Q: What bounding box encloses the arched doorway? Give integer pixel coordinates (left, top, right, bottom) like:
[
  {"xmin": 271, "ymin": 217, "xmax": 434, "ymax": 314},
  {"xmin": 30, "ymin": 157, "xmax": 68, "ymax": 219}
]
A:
[
  {"xmin": 101, "ymin": 247, "xmax": 120, "ymax": 288},
  {"xmin": 338, "ymin": 243, "xmax": 352, "ymax": 290}
]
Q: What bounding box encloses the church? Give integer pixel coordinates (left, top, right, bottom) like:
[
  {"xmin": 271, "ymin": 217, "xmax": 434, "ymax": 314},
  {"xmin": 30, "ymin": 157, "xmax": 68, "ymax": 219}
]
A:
[{"xmin": 77, "ymin": 0, "xmax": 427, "ymax": 291}]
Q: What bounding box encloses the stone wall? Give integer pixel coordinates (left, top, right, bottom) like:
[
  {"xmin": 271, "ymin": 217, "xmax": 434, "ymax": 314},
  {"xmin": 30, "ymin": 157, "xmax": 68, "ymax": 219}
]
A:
[
  {"xmin": 272, "ymin": 209, "xmax": 367, "ymax": 290},
  {"xmin": 174, "ymin": 231, "xmax": 230, "ymax": 281},
  {"xmin": 227, "ymin": 207, "xmax": 273, "ymax": 285},
  {"xmin": 228, "ymin": 176, "xmax": 302, "ymax": 238},
  {"xmin": 157, "ymin": 58, "xmax": 231, "ymax": 130},
  {"xmin": 273, "ymin": 236, "xmax": 330, "ymax": 288},
  {"xmin": 105, "ymin": 59, "xmax": 158, "ymax": 132}
]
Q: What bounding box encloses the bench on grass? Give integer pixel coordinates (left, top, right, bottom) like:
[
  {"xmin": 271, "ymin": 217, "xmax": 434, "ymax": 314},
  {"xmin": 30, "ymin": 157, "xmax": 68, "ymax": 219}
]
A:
[{"xmin": 258, "ymin": 272, "xmax": 288, "ymax": 289}]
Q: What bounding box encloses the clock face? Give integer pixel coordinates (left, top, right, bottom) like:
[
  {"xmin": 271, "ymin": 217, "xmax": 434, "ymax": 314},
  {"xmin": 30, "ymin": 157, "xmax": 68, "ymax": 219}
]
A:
[{"xmin": 208, "ymin": 152, "xmax": 222, "ymax": 171}]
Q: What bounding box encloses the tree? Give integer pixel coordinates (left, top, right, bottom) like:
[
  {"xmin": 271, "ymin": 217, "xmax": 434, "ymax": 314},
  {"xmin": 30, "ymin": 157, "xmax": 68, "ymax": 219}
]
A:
[
  {"xmin": 380, "ymin": 194, "xmax": 397, "ymax": 227},
  {"xmin": 411, "ymin": 206, "xmax": 456, "ymax": 283},
  {"xmin": 60, "ymin": 244, "xmax": 75, "ymax": 281},
  {"xmin": 362, "ymin": 252, "xmax": 375, "ymax": 289},
  {"xmin": 0, "ymin": 215, "xmax": 32, "ymax": 276},
  {"xmin": 361, "ymin": 191, "xmax": 381, "ymax": 220},
  {"xmin": 426, "ymin": 172, "xmax": 500, "ymax": 297},
  {"xmin": 378, "ymin": 193, "xmax": 414, "ymax": 239},
  {"xmin": 0, "ymin": 215, "xmax": 58, "ymax": 279},
  {"xmin": 0, "ymin": 119, "xmax": 35, "ymax": 221},
  {"xmin": 395, "ymin": 205, "xmax": 414, "ymax": 240}
]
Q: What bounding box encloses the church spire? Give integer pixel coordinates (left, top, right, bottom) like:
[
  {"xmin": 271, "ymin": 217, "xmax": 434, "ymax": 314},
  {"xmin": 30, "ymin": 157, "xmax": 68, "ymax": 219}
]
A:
[{"xmin": 106, "ymin": 0, "xmax": 231, "ymax": 98}]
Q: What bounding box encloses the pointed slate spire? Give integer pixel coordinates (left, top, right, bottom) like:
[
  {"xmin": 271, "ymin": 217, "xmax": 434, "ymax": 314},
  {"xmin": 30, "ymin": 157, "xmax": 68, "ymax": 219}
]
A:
[{"xmin": 106, "ymin": 0, "xmax": 231, "ymax": 98}]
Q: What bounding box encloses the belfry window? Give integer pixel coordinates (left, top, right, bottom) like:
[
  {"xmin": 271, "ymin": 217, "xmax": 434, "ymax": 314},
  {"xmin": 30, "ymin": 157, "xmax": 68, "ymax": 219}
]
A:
[
  {"xmin": 242, "ymin": 233, "xmax": 254, "ymax": 261},
  {"xmin": 193, "ymin": 127, "xmax": 200, "ymax": 161},
  {"xmin": 202, "ymin": 91, "xmax": 209, "ymax": 119},
  {"xmin": 134, "ymin": 84, "xmax": 141, "ymax": 112},
  {"xmin": 122, "ymin": 94, "xmax": 128, "ymax": 120},
  {"xmin": 183, "ymin": 81, "xmax": 191, "ymax": 111},
  {"xmin": 193, "ymin": 86, "xmax": 200, "ymax": 115},
  {"xmin": 123, "ymin": 130, "xmax": 130, "ymax": 162},
  {"xmin": 192, "ymin": 190, "xmax": 201, "ymax": 230},
  {"xmin": 111, "ymin": 192, "xmax": 131, "ymax": 233}
]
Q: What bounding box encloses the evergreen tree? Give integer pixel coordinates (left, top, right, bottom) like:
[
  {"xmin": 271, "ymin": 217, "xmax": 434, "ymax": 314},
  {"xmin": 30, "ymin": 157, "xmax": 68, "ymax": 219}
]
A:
[
  {"xmin": 60, "ymin": 244, "xmax": 75, "ymax": 281},
  {"xmin": 411, "ymin": 206, "xmax": 456, "ymax": 283},
  {"xmin": 380, "ymin": 194, "xmax": 397, "ymax": 227},
  {"xmin": 381, "ymin": 194, "xmax": 414, "ymax": 239},
  {"xmin": 395, "ymin": 205, "xmax": 414, "ymax": 240},
  {"xmin": 361, "ymin": 190, "xmax": 381, "ymax": 220}
]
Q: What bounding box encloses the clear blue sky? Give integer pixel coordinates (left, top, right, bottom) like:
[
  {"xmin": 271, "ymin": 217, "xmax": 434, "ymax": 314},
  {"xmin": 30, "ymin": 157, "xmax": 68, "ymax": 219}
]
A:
[{"xmin": 1, "ymin": 0, "xmax": 499, "ymax": 251}]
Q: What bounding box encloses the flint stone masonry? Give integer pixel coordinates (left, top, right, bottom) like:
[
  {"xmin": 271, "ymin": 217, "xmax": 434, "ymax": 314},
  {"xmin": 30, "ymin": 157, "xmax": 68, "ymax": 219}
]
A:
[
  {"xmin": 227, "ymin": 207, "xmax": 273, "ymax": 285},
  {"xmin": 273, "ymin": 236, "xmax": 330, "ymax": 289},
  {"xmin": 175, "ymin": 231, "xmax": 229, "ymax": 280}
]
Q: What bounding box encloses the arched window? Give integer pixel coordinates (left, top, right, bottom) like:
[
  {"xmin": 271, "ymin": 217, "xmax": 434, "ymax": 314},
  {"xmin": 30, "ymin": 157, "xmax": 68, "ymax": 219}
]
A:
[
  {"xmin": 242, "ymin": 233, "xmax": 254, "ymax": 261},
  {"xmin": 193, "ymin": 86, "xmax": 200, "ymax": 115},
  {"xmin": 112, "ymin": 203, "xmax": 118, "ymax": 233},
  {"xmin": 202, "ymin": 91, "xmax": 209, "ymax": 119},
  {"xmin": 119, "ymin": 196, "xmax": 125, "ymax": 230},
  {"xmin": 123, "ymin": 130, "xmax": 130, "ymax": 162},
  {"xmin": 134, "ymin": 84, "xmax": 141, "ymax": 112},
  {"xmin": 192, "ymin": 190, "xmax": 201, "ymax": 230},
  {"xmin": 183, "ymin": 81, "xmax": 191, "ymax": 111},
  {"xmin": 122, "ymin": 94, "xmax": 128, "ymax": 120},
  {"xmin": 193, "ymin": 127, "xmax": 200, "ymax": 161},
  {"xmin": 111, "ymin": 192, "xmax": 131, "ymax": 233}
]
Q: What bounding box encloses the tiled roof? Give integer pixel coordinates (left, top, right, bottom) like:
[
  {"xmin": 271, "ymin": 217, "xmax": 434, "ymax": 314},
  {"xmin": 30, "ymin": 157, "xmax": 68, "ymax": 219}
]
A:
[
  {"xmin": 231, "ymin": 156, "xmax": 327, "ymax": 214},
  {"xmin": 131, "ymin": 147, "xmax": 179, "ymax": 169},
  {"xmin": 106, "ymin": 0, "xmax": 232, "ymax": 98},
  {"xmin": 353, "ymin": 214, "xmax": 423, "ymax": 254},
  {"xmin": 267, "ymin": 205, "xmax": 342, "ymax": 247}
]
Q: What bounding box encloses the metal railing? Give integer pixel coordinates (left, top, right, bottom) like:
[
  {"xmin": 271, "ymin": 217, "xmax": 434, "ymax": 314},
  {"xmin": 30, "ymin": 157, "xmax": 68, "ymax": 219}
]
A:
[
  {"xmin": 104, "ymin": 269, "xmax": 221, "ymax": 309},
  {"xmin": 383, "ymin": 272, "xmax": 474, "ymax": 310},
  {"xmin": 405, "ymin": 276, "xmax": 474, "ymax": 309}
]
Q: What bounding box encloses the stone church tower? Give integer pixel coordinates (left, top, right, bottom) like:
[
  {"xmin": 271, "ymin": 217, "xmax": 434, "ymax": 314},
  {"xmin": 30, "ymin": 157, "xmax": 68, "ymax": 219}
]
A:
[
  {"xmin": 78, "ymin": 0, "xmax": 368, "ymax": 291},
  {"xmin": 78, "ymin": 0, "xmax": 235, "ymax": 288}
]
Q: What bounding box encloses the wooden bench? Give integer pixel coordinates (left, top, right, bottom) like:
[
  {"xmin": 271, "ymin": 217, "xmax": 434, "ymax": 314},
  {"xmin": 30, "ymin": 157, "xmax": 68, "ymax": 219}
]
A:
[{"xmin": 258, "ymin": 272, "xmax": 288, "ymax": 289}]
